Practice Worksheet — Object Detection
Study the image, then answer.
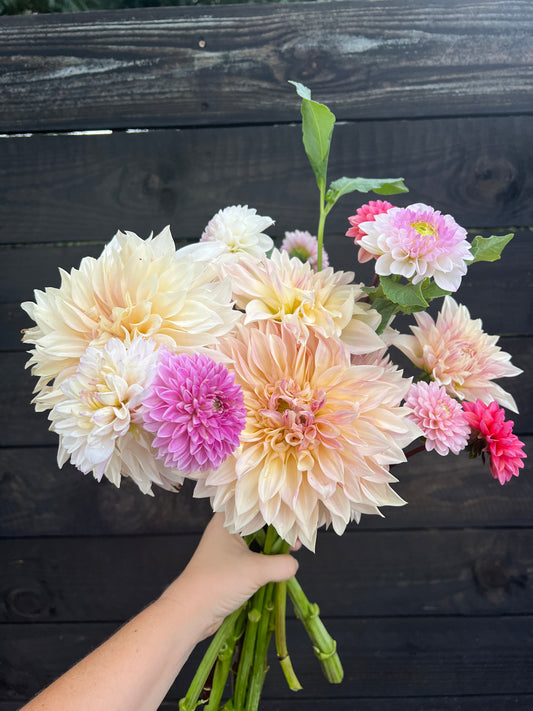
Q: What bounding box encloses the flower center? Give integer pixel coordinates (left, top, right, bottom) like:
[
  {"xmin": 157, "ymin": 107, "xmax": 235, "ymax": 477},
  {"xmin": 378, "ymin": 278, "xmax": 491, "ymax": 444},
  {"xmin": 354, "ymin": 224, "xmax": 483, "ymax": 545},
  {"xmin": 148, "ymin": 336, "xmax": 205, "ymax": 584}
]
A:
[
  {"xmin": 261, "ymin": 378, "xmax": 326, "ymax": 450},
  {"xmin": 411, "ymin": 221, "xmax": 438, "ymax": 238},
  {"xmin": 288, "ymin": 246, "xmax": 311, "ymax": 262}
]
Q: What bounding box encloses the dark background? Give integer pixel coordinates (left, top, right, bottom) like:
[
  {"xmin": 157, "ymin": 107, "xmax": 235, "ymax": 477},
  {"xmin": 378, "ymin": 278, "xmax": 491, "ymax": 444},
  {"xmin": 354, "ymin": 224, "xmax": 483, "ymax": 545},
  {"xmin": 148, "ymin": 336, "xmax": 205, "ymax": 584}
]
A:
[{"xmin": 1, "ymin": 1, "xmax": 532, "ymax": 708}]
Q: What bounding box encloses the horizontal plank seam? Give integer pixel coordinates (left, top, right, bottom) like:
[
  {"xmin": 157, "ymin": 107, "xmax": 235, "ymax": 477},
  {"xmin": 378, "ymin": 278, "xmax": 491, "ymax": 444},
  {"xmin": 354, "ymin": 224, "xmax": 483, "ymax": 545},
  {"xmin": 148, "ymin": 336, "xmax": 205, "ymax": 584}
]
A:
[
  {"xmin": 1, "ymin": 110, "xmax": 533, "ymax": 138},
  {"xmin": 2, "ymin": 524, "xmax": 533, "ymax": 542}
]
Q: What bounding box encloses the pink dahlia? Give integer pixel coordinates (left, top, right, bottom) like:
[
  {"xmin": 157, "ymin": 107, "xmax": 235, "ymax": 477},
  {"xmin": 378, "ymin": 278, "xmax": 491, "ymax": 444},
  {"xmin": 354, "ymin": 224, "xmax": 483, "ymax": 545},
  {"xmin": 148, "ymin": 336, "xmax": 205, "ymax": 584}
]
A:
[
  {"xmin": 394, "ymin": 296, "xmax": 522, "ymax": 412},
  {"xmin": 280, "ymin": 230, "xmax": 329, "ymax": 271},
  {"xmin": 346, "ymin": 200, "xmax": 394, "ymax": 263},
  {"xmin": 357, "ymin": 202, "xmax": 472, "ymax": 291},
  {"xmin": 192, "ymin": 320, "xmax": 420, "ymax": 551},
  {"xmin": 462, "ymin": 400, "xmax": 526, "ymax": 485},
  {"xmin": 405, "ymin": 381, "xmax": 470, "ymax": 456},
  {"xmin": 142, "ymin": 350, "xmax": 246, "ymax": 474}
]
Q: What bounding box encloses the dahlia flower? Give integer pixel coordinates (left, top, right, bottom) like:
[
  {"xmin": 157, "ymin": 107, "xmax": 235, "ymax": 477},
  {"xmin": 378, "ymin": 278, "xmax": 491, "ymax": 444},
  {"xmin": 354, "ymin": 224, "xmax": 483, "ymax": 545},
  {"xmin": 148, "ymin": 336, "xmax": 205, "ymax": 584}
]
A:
[
  {"xmin": 405, "ymin": 381, "xmax": 470, "ymax": 456},
  {"xmin": 346, "ymin": 200, "xmax": 393, "ymax": 263},
  {"xmin": 192, "ymin": 321, "xmax": 421, "ymax": 551},
  {"xmin": 280, "ymin": 229, "xmax": 329, "ymax": 271},
  {"xmin": 21, "ymin": 227, "xmax": 240, "ymax": 412},
  {"xmin": 463, "ymin": 400, "xmax": 526, "ymax": 484},
  {"xmin": 221, "ymin": 248, "xmax": 384, "ymax": 356},
  {"xmin": 200, "ymin": 205, "xmax": 274, "ymax": 262},
  {"xmin": 357, "ymin": 202, "xmax": 472, "ymax": 291},
  {"xmin": 394, "ymin": 296, "xmax": 522, "ymax": 412},
  {"xmin": 142, "ymin": 350, "xmax": 246, "ymax": 474},
  {"xmin": 49, "ymin": 337, "xmax": 182, "ymax": 494}
]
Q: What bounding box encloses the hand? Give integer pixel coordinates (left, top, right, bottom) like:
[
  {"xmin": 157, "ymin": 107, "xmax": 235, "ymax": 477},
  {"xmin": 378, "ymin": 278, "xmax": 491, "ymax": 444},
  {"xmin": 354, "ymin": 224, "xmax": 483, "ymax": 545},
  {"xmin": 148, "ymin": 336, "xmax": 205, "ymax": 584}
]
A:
[{"xmin": 161, "ymin": 514, "xmax": 299, "ymax": 637}]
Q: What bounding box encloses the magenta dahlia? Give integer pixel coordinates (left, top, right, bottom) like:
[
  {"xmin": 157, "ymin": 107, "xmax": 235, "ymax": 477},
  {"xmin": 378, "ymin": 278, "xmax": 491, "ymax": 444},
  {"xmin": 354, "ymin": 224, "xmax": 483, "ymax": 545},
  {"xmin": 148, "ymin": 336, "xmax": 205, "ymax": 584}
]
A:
[
  {"xmin": 462, "ymin": 400, "xmax": 526, "ymax": 484},
  {"xmin": 142, "ymin": 350, "xmax": 246, "ymax": 474}
]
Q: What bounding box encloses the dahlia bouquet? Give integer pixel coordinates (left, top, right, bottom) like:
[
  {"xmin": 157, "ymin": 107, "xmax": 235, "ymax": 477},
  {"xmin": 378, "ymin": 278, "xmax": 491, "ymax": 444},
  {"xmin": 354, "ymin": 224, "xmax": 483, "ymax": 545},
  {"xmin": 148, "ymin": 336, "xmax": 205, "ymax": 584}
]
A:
[{"xmin": 21, "ymin": 83, "xmax": 525, "ymax": 709}]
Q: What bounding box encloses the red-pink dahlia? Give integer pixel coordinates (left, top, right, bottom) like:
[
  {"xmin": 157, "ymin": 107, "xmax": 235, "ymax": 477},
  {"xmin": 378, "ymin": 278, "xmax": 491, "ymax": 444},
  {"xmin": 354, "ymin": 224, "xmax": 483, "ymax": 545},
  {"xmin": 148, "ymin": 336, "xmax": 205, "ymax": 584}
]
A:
[
  {"xmin": 462, "ymin": 400, "xmax": 526, "ymax": 485},
  {"xmin": 405, "ymin": 381, "xmax": 470, "ymax": 456},
  {"xmin": 346, "ymin": 200, "xmax": 394, "ymax": 263},
  {"xmin": 142, "ymin": 350, "xmax": 246, "ymax": 474}
]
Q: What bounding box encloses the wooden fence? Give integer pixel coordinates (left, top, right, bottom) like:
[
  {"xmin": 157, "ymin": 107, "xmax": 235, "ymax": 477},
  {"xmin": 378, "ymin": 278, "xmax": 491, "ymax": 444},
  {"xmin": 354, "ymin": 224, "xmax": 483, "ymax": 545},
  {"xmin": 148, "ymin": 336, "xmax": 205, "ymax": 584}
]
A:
[{"xmin": 1, "ymin": 0, "xmax": 532, "ymax": 708}]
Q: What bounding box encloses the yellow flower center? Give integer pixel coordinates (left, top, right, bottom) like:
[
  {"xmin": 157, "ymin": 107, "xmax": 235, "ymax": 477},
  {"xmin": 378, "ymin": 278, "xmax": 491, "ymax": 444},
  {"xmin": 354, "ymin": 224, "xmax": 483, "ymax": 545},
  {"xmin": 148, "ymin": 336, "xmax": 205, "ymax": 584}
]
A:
[{"xmin": 411, "ymin": 221, "xmax": 438, "ymax": 238}]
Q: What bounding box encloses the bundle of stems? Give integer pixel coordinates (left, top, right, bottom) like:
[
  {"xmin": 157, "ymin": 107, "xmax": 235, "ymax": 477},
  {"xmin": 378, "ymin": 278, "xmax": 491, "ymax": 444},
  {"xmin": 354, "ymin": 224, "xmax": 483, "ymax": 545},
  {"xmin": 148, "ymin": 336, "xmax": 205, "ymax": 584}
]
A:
[{"xmin": 179, "ymin": 526, "xmax": 343, "ymax": 711}]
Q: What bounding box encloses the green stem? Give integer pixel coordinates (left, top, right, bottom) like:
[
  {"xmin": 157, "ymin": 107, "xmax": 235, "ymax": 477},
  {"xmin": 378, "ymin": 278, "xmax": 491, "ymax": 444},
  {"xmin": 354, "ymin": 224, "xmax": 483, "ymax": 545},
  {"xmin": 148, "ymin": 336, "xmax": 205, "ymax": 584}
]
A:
[
  {"xmin": 245, "ymin": 581, "xmax": 275, "ymax": 711},
  {"xmin": 179, "ymin": 606, "xmax": 243, "ymax": 711},
  {"xmin": 316, "ymin": 184, "xmax": 327, "ymax": 272},
  {"xmin": 233, "ymin": 588, "xmax": 264, "ymax": 710},
  {"xmin": 205, "ymin": 606, "xmax": 247, "ymax": 710},
  {"xmin": 275, "ymin": 579, "xmax": 302, "ymax": 691},
  {"xmin": 287, "ymin": 576, "xmax": 344, "ymax": 684}
]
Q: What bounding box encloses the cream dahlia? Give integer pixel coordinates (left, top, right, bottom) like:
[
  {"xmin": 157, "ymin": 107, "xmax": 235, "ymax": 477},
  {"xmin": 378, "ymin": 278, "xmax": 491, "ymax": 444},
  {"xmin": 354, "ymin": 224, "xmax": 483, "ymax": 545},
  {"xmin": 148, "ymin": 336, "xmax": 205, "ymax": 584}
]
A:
[
  {"xmin": 200, "ymin": 205, "xmax": 274, "ymax": 262},
  {"xmin": 357, "ymin": 203, "xmax": 472, "ymax": 291},
  {"xmin": 192, "ymin": 321, "xmax": 421, "ymax": 551},
  {"xmin": 405, "ymin": 381, "xmax": 470, "ymax": 456},
  {"xmin": 280, "ymin": 229, "xmax": 329, "ymax": 271},
  {"xmin": 221, "ymin": 248, "xmax": 384, "ymax": 356},
  {"xmin": 394, "ymin": 296, "xmax": 522, "ymax": 412},
  {"xmin": 50, "ymin": 337, "xmax": 182, "ymax": 494},
  {"xmin": 22, "ymin": 227, "xmax": 240, "ymax": 411}
]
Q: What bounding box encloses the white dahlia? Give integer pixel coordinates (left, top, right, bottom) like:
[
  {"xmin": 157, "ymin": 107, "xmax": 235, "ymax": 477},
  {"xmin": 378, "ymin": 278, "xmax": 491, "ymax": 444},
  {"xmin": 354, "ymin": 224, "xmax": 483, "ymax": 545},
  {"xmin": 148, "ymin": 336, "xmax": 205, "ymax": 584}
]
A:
[
  {"xmin": 221, "ymin": 248, "xmax": 385, "ymax": 355},
  {"xmin": 192, "ymin": 321, "xmax": 421, "ymax": 551},
  {"xmin": 200, "ymin": 205, "xmax": 274, "ymax": 262},
  {"xmin": 50, "ymin": 337, "xmax": 183, "ymax": 494},
  {"xmin": 22, "ymin": 227, "xmax": 241, "ymax": 411}
]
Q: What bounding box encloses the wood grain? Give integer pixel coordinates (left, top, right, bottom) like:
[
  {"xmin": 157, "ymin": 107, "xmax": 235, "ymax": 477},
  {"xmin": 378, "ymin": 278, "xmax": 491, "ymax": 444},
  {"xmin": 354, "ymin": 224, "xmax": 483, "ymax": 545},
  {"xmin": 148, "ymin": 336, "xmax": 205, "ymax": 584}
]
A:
[{"xmin": 1, "ymin": 0, "xmax": 532, "ymax": 131}]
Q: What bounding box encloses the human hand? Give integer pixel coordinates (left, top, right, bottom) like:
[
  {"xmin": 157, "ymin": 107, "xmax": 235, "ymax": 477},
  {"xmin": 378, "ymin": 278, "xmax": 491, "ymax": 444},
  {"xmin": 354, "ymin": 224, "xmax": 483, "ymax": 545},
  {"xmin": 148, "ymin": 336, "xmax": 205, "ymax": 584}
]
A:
[{"xmin": 161, "ymin": 514, "xmax": 299, "ymax": 638}]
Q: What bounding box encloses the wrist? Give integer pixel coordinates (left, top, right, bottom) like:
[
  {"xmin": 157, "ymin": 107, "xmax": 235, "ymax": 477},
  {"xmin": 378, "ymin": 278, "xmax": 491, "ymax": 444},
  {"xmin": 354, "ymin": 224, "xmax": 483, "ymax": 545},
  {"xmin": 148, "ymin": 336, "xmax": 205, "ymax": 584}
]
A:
[{"xmin": 158, "ymin": 572, "xmax": 220, "ymax": 641}]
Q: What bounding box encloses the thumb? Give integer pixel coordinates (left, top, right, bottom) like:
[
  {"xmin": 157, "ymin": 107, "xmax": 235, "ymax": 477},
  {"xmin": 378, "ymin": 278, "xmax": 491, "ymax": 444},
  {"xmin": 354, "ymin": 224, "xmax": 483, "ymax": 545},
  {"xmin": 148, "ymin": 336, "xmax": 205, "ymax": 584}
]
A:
[{"xmin": 252, "ymin": 552, "xmax": 299, "ymax": 588}]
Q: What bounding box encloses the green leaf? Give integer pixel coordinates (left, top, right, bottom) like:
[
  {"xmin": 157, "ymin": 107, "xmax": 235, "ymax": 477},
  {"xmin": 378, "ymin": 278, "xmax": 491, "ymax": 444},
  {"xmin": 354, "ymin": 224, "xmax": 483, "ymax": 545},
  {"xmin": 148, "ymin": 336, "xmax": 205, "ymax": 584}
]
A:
[
  {"xmin": 325, "ymin": 176, "xmax": 409, "ymax": 206},
  {"xmin": 467, "ymin": 233, "xmax": 514, "ymax": 264},
  {"xmin": 370, "ymin": 298, "xmax": 399, "ymax": 335},
  {"xmin": 289, "ymin": 80, "xmax": 336, "ymax": 193},
  {"xmin": 420, "ymin": 280, "xmax": 451, "ymax": 302},
  {"xmin": 380, "ymin": 276, "xmax": 429, "ymax": 309}
]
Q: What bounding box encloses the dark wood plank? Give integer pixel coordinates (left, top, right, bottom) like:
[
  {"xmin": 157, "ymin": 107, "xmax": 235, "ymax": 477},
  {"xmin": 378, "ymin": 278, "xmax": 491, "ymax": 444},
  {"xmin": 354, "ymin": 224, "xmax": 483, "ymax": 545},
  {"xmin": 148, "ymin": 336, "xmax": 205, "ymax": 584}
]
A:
[
  {"xmin": 1, "ymin": 116, "xmax": 532, "ymax": 248},
  {"xmin": 2, "ymin": 528, "xmax": 532, "ymax": 623},
  {"xmin": 1, "ymin": 439, "xmax": 531, "ymax": 537},
  {"xmin": 1, "ymin": 0, "xmax": 532, "ymax": 132},
  {"xmin": 2, "ymin": 616, "xmax": 532, "ymax": 702}
]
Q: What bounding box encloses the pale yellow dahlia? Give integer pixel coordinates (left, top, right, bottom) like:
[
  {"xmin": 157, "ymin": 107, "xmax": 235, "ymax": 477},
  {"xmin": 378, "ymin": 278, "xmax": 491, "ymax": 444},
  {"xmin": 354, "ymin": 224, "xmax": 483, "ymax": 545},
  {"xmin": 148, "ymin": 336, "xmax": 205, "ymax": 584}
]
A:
[
  {"xmin": 393, "ymin": 296, "xmax": 522, "ymax": 412},
  {"xmin": 192, "ymin": 321, "xmax": 421, "ymax": 551},
  {"xmin": 221, "ymin": 248, "xmax": 384, "ymax": 355},
  {"xmin": 22, "ymin": 228, "xmax": 241, "ymax": 411}
]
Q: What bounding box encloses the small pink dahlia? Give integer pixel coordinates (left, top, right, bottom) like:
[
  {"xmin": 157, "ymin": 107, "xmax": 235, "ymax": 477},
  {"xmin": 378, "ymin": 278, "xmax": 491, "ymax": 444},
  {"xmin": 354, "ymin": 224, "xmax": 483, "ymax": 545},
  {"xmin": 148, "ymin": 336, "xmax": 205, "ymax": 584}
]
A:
[
  {"xmin": 357, "ymin": 202, "xmax": 472, "ymax": 291},
  {"xmin": 462, "ymin": 400, "xmax": 526, "ymax": 485},
  {"xmin": 405, "ymin": 381, "xmax": 470, "ymax": 456},
  {"xmin": 280, "ymin": 230, "xmax": 329, "ymax": 271},
  {"xmin": 346, "ymin": 200, "xmax": 394, "ymax": 263},
  {"xmin": 142, "ymin": 350, "xmax": 246, "ymax": 474}
]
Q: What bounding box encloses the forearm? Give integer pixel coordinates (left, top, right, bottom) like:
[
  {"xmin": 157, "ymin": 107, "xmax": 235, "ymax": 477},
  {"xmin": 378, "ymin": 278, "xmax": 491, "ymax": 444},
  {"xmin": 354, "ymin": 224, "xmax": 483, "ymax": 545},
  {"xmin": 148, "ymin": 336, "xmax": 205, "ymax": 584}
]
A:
[{"xmin": 21, "ymin": 579, "xmax": 209, "ymax": 711}]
